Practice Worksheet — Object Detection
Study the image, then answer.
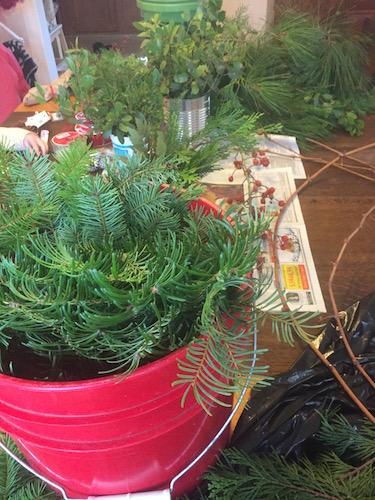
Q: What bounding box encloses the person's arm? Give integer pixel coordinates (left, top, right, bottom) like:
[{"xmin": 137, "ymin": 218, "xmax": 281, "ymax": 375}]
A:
[
  {"xmin": 0, "ymin": 126, "xmax": 28, "ymax": 149},
  {"xmin": 0, "ymin": 127, "xmax": 48, "ymax": 155},
  {"xmin": 23, "ymin": 131, "xmax": 48, "ymax": 156}
]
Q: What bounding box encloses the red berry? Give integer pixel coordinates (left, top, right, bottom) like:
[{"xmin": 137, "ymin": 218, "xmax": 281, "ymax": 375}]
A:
[
  {"xmin": 227, "ymin": 197, "xmax": 233, "ymax": 205},
  {"xmin": 252, "ymin": 185, "xmax": 258, "ymax": 192},
  {"xmin": 259, "ymin": 150, "xmax": 266, "ymax": 156},
  {"xmin": 255, "ymin": 179, "xmax": 262, "ymax": 187},
  {"xmin": 279, "ymin": 200, "xmax": 285, "ymax": 207},
  {"xmin": 281, "ymin": 235, "xmax": 289, "ymax": 242},
  {"xmin": 228, "ymin": 175, "xmax": 234, "ymax": 182},
  {"xmin": 269, "ymin": 186, "xmax": 275, "ymax": 193},
  {"xmin": 261, "ymin": 233, "xmax": 268, "ymax": 240},
  {"xmin": 252, "ymin": 151, "xmax": 258, "ymax": 157},
  {"xmin": 253, "ymin": 158, "xmax": 259, "ymax": 165},
  {"xmin": 235, "ymin": 194, "xmax": 244, "ymax": 202},
  {"xmin": 261, "ymin": 158, "xmax": 269, "ymax": 167}
]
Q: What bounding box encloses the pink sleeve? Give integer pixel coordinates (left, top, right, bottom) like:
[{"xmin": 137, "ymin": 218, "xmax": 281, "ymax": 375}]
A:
[{"xmin": 0, "ymin": 44, "xmax": 30, "ymax": 124}]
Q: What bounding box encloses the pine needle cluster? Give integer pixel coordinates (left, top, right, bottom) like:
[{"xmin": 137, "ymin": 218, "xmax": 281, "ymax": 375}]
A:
[
  {"xmin": 0, "ymin": 434, "xmax": 56, "ymax": 499},
  {"xmin": 222, "ymin": 8, "xmax": 375, "ymax": 146},
  {"xmin": 0, "ymin": 141, "xmax": 317, "ymax": 410},
  {"xmin": 205, "ymin": 412, "xmax": 375, "ymax": 499}
]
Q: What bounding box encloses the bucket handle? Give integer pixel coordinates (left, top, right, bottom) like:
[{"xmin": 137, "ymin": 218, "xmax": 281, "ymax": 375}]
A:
[{"xmin": 0, "ymin": 439, "xmax": 171, "ymax": 499}]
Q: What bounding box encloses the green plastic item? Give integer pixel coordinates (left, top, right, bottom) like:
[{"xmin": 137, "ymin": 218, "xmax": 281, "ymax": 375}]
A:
[{"xmin": 136, "ymin": 0, "xmax": 200, "ymax": 22}]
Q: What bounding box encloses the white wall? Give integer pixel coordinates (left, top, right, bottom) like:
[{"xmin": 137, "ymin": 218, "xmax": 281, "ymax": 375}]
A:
[
  {"xmin": 222, "ymin": 0, "xmax": 274, "ymax": 31},
  {"xmin": 0, "ymin": 0, "xmax": 57, "ymax": 84}
]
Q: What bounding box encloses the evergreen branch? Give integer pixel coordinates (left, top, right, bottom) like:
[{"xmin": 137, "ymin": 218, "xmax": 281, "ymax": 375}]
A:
[
  {"xmin": 6, "ymin": 151, "xmax": 58, "ymax": 207},
  {"xmin": 317, "ymin": 412, "xmax": 375, "ymax": 461},
  {"xmin": 53, "ymin": 139, "xmax": 93, "ymax": 185},
  {"xmin": 0, "ymin": 434, "xmax": 56, "ymax": 499},
  {"xmin": 0, "ymin": 204, "xmax": 57, "ymax": 254},
  {"xmin": 206, "ymin": 413, "xmax": 375, "ymax": 499}
]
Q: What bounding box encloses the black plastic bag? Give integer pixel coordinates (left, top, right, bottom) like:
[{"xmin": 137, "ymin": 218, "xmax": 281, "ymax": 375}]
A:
[
  {"xmin": 186, "ymin": 294, "xmax": 375, "ymax": 498},
  {"xmin": 231, "ymin": 292, "xmax": 375, "ymax": 460}
]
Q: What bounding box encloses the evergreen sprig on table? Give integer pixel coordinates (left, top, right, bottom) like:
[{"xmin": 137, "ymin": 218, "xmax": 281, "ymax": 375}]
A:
[
  {"xmin": 218, "ymin": 9, "xmax": 375, "ymax": 146},
  {"xmin": 205, "ymin": 413, "xmax": 375, "ymax": 499}
]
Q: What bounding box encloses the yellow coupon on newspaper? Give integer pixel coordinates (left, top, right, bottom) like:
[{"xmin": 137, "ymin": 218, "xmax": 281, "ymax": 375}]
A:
[{"xmin": 281, "ymin": 264, "xmax": 310, "ymax": 290}]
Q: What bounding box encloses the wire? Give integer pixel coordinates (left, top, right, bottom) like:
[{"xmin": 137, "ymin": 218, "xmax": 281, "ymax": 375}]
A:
[{"xmin": 170, "ymin": 319, "xmax": 258, "ymax": 494}]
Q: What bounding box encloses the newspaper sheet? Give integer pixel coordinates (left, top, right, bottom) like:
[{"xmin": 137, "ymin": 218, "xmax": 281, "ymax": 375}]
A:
[
  {"xmin": 200, "ymin": 134, "xmax": 326, "ymax": 313},
  {"xmin": 243, "ymin": 167, "xmax": 305, "ymax": 226},
  {"xmin": 254, "ymin": 224, "xmax": 326, "ymax": 313},
  {"xmin": 257, "ymin": 134, "xmax": 306, "ymax": 179},
  {"xmin": 201, "ymin": 134, "xmax": 306, "ymax": 182}
]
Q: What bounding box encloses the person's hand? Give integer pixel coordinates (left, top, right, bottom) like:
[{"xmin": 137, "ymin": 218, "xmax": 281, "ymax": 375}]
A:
[{"xmin": 23, "ymin": 132, "xmax": 48, "ymax": 156}]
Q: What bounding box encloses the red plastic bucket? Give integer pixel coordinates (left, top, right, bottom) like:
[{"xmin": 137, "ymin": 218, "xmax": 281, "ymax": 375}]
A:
[{"xmin": 0, "ymin": 197, "xmax": 232, "ymax": 498}]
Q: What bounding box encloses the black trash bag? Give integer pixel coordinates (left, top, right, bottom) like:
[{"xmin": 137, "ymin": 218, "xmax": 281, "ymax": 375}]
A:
[
  {"xmin": 186, "ymin": 293, "xmax": 375, "ymax": 499},
  {"xmin": 230, "ymin": 292, "xmax": 375, "ymax": 460}
]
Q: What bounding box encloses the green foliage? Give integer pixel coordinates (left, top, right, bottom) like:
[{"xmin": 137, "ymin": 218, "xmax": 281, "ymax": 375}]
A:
[
  {"xmin": 230, "ymin": 9, "xmax": 375, "ymax": 145},
  {"xmin": 128, "ymin": 107, "xmax": 281, "ymax": 183},
  {"xmin": 304, "ymin": 90, "xmax": 374, "ymax": 136},
  {"xmin": 53, "ymin": 5, "xmax": 375, "ymax": 153},
  {"xmin": 0, "ymin": 434, "xmax": 56, "ymax": 499},
  {"xmin": 205, "ymin": 413, "xmax": 375, "ymax": 499},
  {"xmin": 134, "ymin": 0, "xmax": 248, "ymax": 98},
  {"xmin": 0, "ymin": 141, "xmax": 316, "ymax": 410},
  {"xmin": 57, "ymin": 49, "xmax": 164, "ymax": 143}
]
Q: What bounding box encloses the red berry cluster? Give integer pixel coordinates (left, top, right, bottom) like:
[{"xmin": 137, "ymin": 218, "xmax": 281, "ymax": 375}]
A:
[
  {"xmin": 250, "ymin": 179, "xmax": 285, "ymax": 210},
  {"xmin": 225, "ymin": 153, "xmax": 287, "ymax": 215},
  {"xmin": 226, "ymin": 193, "xmax": 244, "ymax": 205},
  {"xmin": 278, "ymin": 234, "xmax": 293, "ymax": 251},
  {"xmin": 228, "ymin": 149, "xmax": 270, "ymax": 183},
  {"xmin": 251, "ymin": 150, "xmax": 269, "ymax": 167}
]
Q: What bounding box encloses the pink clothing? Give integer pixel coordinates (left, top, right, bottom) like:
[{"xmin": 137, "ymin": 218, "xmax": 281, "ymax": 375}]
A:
[{"xmin": 0, "ymin": 43, "xmax": 30, "ymax": 124}]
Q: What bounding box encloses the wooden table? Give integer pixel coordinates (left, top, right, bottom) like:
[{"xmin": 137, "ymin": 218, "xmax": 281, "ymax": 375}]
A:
[{"xmin": 3, "ymin": 105, "xmax": 375, "ymax": 377}]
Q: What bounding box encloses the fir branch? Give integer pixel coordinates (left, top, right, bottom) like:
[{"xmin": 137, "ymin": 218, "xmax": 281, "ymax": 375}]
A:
[
  {"xmin": 0, "ymin": 434, "xmax": 56, "ymax": 499},
  {"xmin": 206, "ymin": 414, "xmax": 375, "ymax": 500},
  {"xmin": 53, "ymin": 139, "xmax": 93, "ymax": 185},
  {"xmin": 0, "ymin": 131, "xmax": 321, "ymax": 406},
  {"xmin": 317, "ymin": 413, "xmax": 375, "ymax": 461},
  {"xmin": 7, "ymin": 150, "xmax": 58, "ymax": 207}
]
